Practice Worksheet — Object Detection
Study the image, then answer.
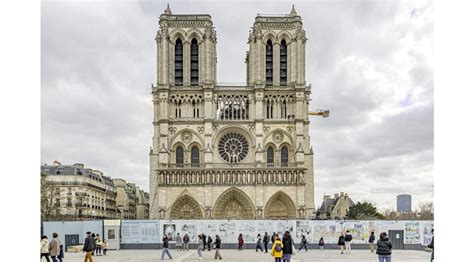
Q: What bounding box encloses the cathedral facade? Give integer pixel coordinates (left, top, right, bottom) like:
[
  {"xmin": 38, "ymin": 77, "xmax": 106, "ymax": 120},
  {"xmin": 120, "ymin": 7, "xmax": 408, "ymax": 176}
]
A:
[{"xmin": 149, "ymin": 5, "xmax": 315, "ymax": 220}]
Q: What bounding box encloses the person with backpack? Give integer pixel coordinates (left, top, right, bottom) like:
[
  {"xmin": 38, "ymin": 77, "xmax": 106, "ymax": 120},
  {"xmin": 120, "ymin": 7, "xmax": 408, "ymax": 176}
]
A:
[
  {"xmin": 344, "ymin": 230, "xmax": 352, "ymax": 254},
  {"xmin": 263, "ymin": 232, "xmax": 270, "ymax": 253},
  {"xmin": 282, "ymin": 231, "xmax": 294, "ymax": 262},
  {"xmin": 238, "ymin": 233, "xmax": 244, "ymax": 251},
  {"xmin": 337, "ymin": 233, "xmax": 345, "ymax": 254},
  {"xmin": 256, "ymin": 234, "xmax": 263, "ymax": 252},
  {"xmin": 298, "ymin": 235, "xmax": 308, "ymax": 252},
  {"xmin": 376, "ymin": 232, "xmax": 392, "ymax": 262},
  {"xmin": 41, "ymin": 235, "xmax": 50, "ymax": 262},
  {"xmin": 183, "ymin": 233, "xmax": 190, "ymax": 251},
  {"xmin": 94, "ymin": 234, "xmax": 103, "ymax": 256},
  {"xmin": 161, "ymin": 235, "xmax": 173, "ymax": 260},
  {"xmin": 369, "ymin": 231, "xmax": 376, "ymax": 253},
  {"xmin": 214, "ymin": 235, "xmax": 223, "ymax": 260},
  {"xmin": 83, "ymin": 232, "xmax": 95, "ymax": 262},
  {"xmin": 272, "ymin": 234, "xmax": 284, "ymax": 262},
  {"xmin": 207, "ymin": 235, "xmax": 213, "ymax": 251},
  {"xmin": 318, "ymin": 237, "xmax": 325, "ymax": 250}
]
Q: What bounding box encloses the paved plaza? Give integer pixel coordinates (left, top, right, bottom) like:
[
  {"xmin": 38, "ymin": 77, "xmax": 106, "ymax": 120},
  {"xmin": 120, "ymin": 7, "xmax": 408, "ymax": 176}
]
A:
[{"xmin": 61, "ymin": 249, "xmax": 432, "ymax": 262}]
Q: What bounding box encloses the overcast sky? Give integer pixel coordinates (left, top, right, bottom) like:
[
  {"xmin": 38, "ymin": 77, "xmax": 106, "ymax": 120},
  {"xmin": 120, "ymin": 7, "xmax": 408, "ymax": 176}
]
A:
[{"xmin": 41, "ymin": 0, "xmax": 433, "ymax": 211}]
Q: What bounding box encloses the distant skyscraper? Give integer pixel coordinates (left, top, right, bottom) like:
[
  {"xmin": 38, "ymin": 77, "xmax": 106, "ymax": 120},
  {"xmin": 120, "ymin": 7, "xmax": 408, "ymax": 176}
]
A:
[{"xmin": 397, "ymin": 194, "xmax": 412, "ymax": 212}]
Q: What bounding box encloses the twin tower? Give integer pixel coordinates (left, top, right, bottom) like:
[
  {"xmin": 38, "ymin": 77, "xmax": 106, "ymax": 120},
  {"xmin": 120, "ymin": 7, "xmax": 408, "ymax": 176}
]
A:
[{"xmin": 150, "ymin": 5, "xmax": 315, "ymax": 220}]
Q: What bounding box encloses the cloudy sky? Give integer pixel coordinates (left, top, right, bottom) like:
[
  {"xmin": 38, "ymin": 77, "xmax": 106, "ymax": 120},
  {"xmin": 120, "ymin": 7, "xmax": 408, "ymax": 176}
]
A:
[{"xmin": 41, "ymin": 0, "xmax": 433, "ymax": 211}]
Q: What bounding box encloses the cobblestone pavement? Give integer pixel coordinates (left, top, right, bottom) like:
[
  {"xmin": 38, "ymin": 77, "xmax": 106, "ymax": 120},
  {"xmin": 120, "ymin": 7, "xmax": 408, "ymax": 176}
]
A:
[{"xmin": 60, "ymin": 249, "xmax": 432, "ymax": 262}]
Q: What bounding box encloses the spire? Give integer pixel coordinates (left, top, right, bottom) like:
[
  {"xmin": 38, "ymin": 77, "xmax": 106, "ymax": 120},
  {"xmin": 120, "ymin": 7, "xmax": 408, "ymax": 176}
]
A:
[
  {"xmin": 290, "ymin": 4, "xmax": 297, "ymax": 16},
  {"xmin": 164, "ymin": 3, "xmax": 172, "ymax": 15}
]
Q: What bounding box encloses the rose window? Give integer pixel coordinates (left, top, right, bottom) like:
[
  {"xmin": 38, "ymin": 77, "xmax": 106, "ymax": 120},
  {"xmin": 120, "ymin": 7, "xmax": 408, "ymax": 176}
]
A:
[{"xmin": 218, "ymin": 132, "xmax": 249, "ymax": 163}]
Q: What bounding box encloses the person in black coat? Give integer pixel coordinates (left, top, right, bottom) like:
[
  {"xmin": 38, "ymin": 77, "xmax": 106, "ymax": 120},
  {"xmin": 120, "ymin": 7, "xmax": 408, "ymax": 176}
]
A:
[
  {"xmin": 281, "ymin": 231, "xmax": 294, "ymax": 262},
  {"xmin": 214, "ymin": 235, "xmax": 222, "ymax": 260},
  {"xmin": 428, "ymin": 229, "xmax": 434, "ymax": 261},
  {"xmin": 376, "ymin": 232, "xmax": 392, "ymax": 262},
  {"xmin": 263, "ymin": 232, "xmax": 270, "ymax": 253},
  {"xmin": 337, "ymin": 233, "xmax": 345, "ymax": 254},
  {"xmin": 207, "ymin": 235, "xmax": 213, "ymax": 251},
  {"xmin": 369, "ymin": 231, "xmax": 376, "ymax": 253},
  {"xmin": 202, "ymin": 234, "xmax": 207, "ymax": 251}
]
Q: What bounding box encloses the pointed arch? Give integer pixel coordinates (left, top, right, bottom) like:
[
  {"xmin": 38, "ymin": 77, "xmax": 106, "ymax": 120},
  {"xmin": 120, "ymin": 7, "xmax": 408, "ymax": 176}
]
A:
[
  {"xmin": 169, "ymin": 194, "xmax": 204, "ymax": 219},
  {"xmin": 264, "ymin": 191, "xmax": 296, "ymax": 219},
  {"xmin": 213, "ymin": 187, "xmax": 255, "ymax": 219}
]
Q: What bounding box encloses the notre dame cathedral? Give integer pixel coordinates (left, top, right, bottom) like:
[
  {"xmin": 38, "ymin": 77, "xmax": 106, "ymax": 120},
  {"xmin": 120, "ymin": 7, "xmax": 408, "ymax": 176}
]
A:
[{"xmin": 149, "ymin": 5, "xmax": 315, "ymax": 220}]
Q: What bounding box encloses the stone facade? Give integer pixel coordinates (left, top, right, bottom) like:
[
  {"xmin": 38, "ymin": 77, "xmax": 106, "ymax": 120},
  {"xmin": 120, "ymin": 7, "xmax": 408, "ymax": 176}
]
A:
[
  {"xmin": 316, "ymin": 192, "xmax": 355, "ymax": 220},
  {"xmin": 150, "ymin": 5, "xmax": 315, "ymax": 219}
]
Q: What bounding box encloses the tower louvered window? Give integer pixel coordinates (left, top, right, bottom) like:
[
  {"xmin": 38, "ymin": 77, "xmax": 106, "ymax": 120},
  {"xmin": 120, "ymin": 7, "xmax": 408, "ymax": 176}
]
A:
[
  {"xmin": 266, "ymin": 40, "xmax": 273, "ymax": 85},
  {"xmin": 280, "ymin": 40, "xmax": 287, "ymax": 85},
  {"xmin": 175, "ymin": 38, "xmax": 183, "ymax": 86},
  {"xmin": 190, "ymin": 38, "xmax": 199, "ymax": 86}
]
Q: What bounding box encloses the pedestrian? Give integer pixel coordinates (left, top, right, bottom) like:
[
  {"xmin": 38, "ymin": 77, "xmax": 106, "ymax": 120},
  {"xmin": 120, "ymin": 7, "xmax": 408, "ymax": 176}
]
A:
[
  {"xmin": 376, "ymin": 232, "xmax": 392, "ymax": 262},
  {"xmin": 197, "ymin": 235, "xmax": 203, "ymax": 259},
  {"xmin": 95, "ymin": 234, "xmax": 103, "ymax": 256},
  {"xmin": 176, "ymin": 233, "xmax": 183, "ymax": 251},
  {"xmin": 49, "ymin": 233, "xmax": 60, "ymax": 262},
  {"xmin": 58, "ymin": 237, "xmax": 64, "ymax": 262},
  {"xmin": 263, "ymin": 232, "xmax": 270, "ymax": 253},
  {"xmin": 318, "ymin": 237, "xmax": 325, "ymax": 250},
  {"xmin": 282, "ymin": 231, "xmax": 294, "ymax": 262},
  {"xmin": 238, "ymin": 233, "xmax": 244, "ymax": 251},
  {"xmin": 369, "ymin": 231, "xmax": 376, "ymax": 253},
  {"xmin": 161, "ymin": 234, "xmax": 173, "ymax": 260},
  {"xmin": 344, "ymin": 230, "xmax": 352, "ymax": 254},
  {"xmin": 271, "ymin": 234, "xmax": 284, "ymax": 262},
  {"xmin": 298, "ymin": 235, "xmax": 308, "ymax": 252},
  {"xmin": 428, "ymin": 228, "xmax": 434, "ymax": 262},
  {"xmin": 207, "ymin": 235, "xmax": 213, "ymax": 251},
  {"xmin": 183, "ymin": 233, "xmax": 190, "ymax": 251},
  {"xmin": 337, "ymin": 233, "xmax": 345, "ymax": 254},
  {"xmin": 214, "ymin": 234, "xmax": 223, "ymax": 260},
  {"xmin": 83, "ymin": 232, "xmax": 95, "ymax": 262},
  {"xmin": 256, "ymin": 234, "xmax": 263, "ymax": 252},
  {"xmin": 41, "ymin": 235, "xmax": 50, "ymax": 262},
  {"xmin": 91, "ymin": 233, "xmax": 96, "ymax": 256},
  {"xmin": 202, "ymin": 234, "xmax": 207, "ymax": 252},
  {"xmin": 102, "ymin": 239, "xmax": 108, "ymax": 255}
]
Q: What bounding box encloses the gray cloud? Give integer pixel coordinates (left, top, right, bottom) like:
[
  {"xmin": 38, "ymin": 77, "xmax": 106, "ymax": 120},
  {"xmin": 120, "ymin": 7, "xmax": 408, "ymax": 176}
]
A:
[{"xmin": 41, "ymin": 0, "xmax": 433, "ymax": 210}]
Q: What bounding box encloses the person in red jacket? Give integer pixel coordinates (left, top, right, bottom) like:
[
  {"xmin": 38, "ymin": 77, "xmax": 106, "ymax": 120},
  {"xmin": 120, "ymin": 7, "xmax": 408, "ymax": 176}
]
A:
[{"xmin": 238, "ymin": 234, "xmax": 244, "ymax": 251}]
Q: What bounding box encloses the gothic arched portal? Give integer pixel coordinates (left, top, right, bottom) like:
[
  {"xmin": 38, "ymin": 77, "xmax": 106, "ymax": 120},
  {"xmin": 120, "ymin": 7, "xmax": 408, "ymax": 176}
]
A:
[
  {"xmin": 213, "ymin": 187, "xmax": 255, "ymax": 219},
  {"xmin": 169, "ymin": 194, "xmax": 204, "ymax": 219},
  {"xmin": 264, "ymin": 191, "xmax": 297, "ymax": 219}
]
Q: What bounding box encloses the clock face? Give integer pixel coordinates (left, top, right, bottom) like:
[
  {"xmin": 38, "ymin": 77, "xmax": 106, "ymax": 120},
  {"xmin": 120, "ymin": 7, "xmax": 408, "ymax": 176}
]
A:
[{"xmin": 218, "ymin": 132, "xmax": 249, "ymax": 163}]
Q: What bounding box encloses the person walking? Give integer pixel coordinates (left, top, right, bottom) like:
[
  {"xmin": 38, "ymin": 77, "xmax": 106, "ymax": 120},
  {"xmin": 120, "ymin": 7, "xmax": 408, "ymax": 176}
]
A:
[
  {"xmin": 238, "ymin": 233, "xmax": 244, "ymax": 251},
  {"xmin": 263, "ymin": 232, "xmax": 270, "ymax": 253},
  {"xmin": 318, "ymin": 237, "xmax": 325, "ymax": 250},
  {"xmin": 369, "ymin": 231, "xmax": 376, "ymax": 253},
  {"xmin": 58, "ymin": 237, "xmax": 64, "ymax": 262},
  {"xmin": 183, "ymin": 233, "xmax": 190, "ymax": 251},
  {"xmin": 83, "ymin": 232, "xmax": 95, "ymax": 262},
  {"xmin": 376, "ymin": 232, "xmax": 392, "ymax": 262},
  {"xmin": 207, "ymin": 235, "xmax": 213, "ymax": 251},
  {"xmin": 344, "ymin": 230, "xmax": 352, "ymax": 254},
  {"xmin": 197, "ymin": 235, "xmax": 204, "ymax": 259},
  {"xmin": 90, "ymin": 233, "xmax": 96, "ymax": 257},
  {"xmin": 49, "ymin": 233, "xmax": 60, "ymax": 262},
  {"xmin": 282, "ymin": 231, "xmax": 294, "ymax": 262},
  {"xmin": 161, "ymin": 235, "xmax": 173, "ymax": 260},
  {"xmin": 202, "ymin": 234, "xmax": 207, "ymax": 252},
  {"xmin": 41, "ymin": 235, "xmax": 50, "ymax": 262},
  {"xmin": 102, "ymin": 239, "xmax": 108, "ymax": 255},
  {"xmin": 256, "ymin": 234, "xmax": 263, "ymax": 252},
  {"xmin": 214, "ymin": 235, "xmax": 223, "ymax": 260},
  {"xmin": 337, "ymin": 233, "xmax": 345, "ymax": 254},
  {"xmin": 94, "ymin": 234, "xmax": 103, "ymax": 256},
  {"xmin": 428, "ymin": 229, "xmax": 434, "ymax": 262},
  {"xmin": 298, "ymin": 235, "xmax": 308, "ymax": 252},
  {"xmin": 176, "ymin": 233, "xmax": 183, "ymax": 251},
  {"xmin": 271, "ymin": 234, "xmax": 284, "ymax": 262}
]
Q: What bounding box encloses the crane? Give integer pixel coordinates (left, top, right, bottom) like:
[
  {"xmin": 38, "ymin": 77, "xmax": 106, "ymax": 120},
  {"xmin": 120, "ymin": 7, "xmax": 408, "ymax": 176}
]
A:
[{"xmin": 309, "ymin": 109, "xmax": 330, "ymax": 118}]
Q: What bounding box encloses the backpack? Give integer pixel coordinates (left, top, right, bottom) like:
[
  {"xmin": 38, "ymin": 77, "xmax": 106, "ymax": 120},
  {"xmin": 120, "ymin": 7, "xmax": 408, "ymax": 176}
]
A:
[
  {"xmin": 346, "ymin": 235, "xmax": 352, "ymax": 241},
  {"xmin": 275, "ymin": 243, "xmax": 282, "ymax": 252}
]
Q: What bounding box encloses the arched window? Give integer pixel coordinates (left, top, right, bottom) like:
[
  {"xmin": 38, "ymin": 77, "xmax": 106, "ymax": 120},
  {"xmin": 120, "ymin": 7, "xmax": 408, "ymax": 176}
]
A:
[
  {"xmin": 267, "ymin": 146, "xmax": 274, "ymax": 167},
  {"xmin": 176, "ymin": 146, "xmax": 184, "ymax": 167},
  {"xmin": 281, "ymin": 146, "xmax": 289, "ymax": 167},
  {"xmin": 266, "ymin": 40, "xmax": 273, "ymax": 86},
  {"xmin": 280, "ymin": 40, "xmax": 287, "ymax": 85},
  {"xmin": 190, "ymin": 38, "xmax": 199, "ymax": 86},
  {"xmin": 175, "ymin": 38, "xmax": 183, "ymax": 86},
  {"xmin": 191, "ymin": 146, "xmax": 200, "ymax": 167}
]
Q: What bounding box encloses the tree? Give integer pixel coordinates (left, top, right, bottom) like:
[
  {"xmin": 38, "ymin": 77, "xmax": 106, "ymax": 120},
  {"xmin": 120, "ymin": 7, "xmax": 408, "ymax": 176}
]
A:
[
  {"xmin": 41, "ymin": 172, "xmax": 58, "ymax": 221},
  {"xmin": 417, "ymin": 202, "xmax": 434, "ymax": 220},
  {"xmin": 347, "ymin": 201, "xmax": 385, "ymax": 220}
]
